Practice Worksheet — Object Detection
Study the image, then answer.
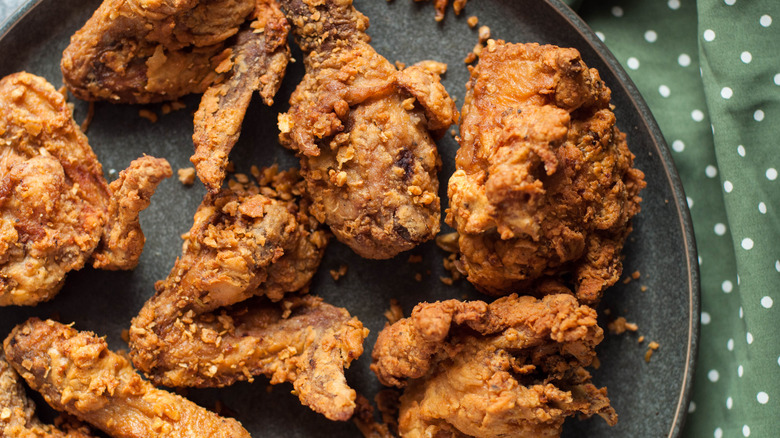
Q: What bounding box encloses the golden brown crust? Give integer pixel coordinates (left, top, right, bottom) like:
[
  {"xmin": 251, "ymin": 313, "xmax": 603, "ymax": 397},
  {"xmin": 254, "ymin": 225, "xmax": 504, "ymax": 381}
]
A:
[
  {"xmin": 447, "ymin": 42, "xmax": 646, "ymax": 303},
  {"xmin": 191, "ymin": 0, "xmax": 291, "ymax": 191},
  {"xmin": 4, "ymin": 319, "xmax": 251, "ymax": 438},
  {"xmin": 0, "ymin": 73, "xmax": 169, "ymax": 306},
  {"xmin": 371, "ymin": 293, "xmax": 617, "ymax": 437},
  {"xmin": 278, "ymin": 0, "xmax": 458, "ymax": 259}
]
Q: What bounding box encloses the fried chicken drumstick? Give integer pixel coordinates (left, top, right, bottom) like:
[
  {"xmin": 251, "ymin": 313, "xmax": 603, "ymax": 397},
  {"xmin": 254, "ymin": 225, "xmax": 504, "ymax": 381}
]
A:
[
  {"xmin": 371, "ymin": 293, "xmax": 617, "ymax": 437},
  {"xmin": 0, "ymin": 72, "xmax": 171, "ymax": 306},
  {"xmin": 447, "ymin": 42, "xmax": 646, "ymax": 304},
  {"xmin": 4, "ymin": 319, "xmax": 251, "ymax": 438},
  {"xmin": 277, "ymin": 0, "xmax": 458, "ymax": 259},
  {"xmin": 130, "ymin": 167, "xmax": 368, "ymax": 421},
  {"xmin": 62, "ymin": 0, "xmax": 290, "ymax": 191}
]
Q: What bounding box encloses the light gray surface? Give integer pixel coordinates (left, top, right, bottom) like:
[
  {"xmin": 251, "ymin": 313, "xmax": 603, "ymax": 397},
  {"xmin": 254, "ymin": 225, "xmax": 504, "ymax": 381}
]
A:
[
  {"xmin": 0, "ymin": 1, "xmax": 697, "ymax": 437},
  {"xmin": 0, "ymin": 0, "xmax": 23, "ymax": 24}
]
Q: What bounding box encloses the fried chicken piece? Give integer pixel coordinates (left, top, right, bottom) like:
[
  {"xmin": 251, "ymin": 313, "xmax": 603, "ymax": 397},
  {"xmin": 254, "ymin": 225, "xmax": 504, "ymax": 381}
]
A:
[
  {"xmin": 61, "ymin": 0, "xmax": 256, "ymax": 103},
  {"xmin": 1, "ymin": 356, "xmax": 96, "ymax": 438},
  {"xmin": 277, "ymin": 0, "xmax": 458, "ymax": 259},
  {"xmin": 447, "ymin": 42, "xmax": 646, "ymax": 304},
  {"xmin": 414, "ymin": 0, "xmax": 469, "ymax": 21},
  {"xmin": 0, "ymin": 72, "xmax": 171, "ymax": 306},
  {"xmin": 371, "ymin": 293, "xmax": 617, "ymax": 437},
  {"xmin": 132, "ymin": 294, "xmax": 367, "ymax": 421},
  {"xmin": 4, "ymin": 319, "xmax": 251, "ymax": 438},
  {"xmin": 192, "ymin": 0, "xmax": 291, "ymax": 192}
]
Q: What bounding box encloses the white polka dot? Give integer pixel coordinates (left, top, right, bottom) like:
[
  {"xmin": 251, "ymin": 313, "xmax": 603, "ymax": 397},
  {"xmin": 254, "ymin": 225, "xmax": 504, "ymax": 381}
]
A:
[
  {"xmin": 747, "ymin": 332, "xmax": 754, "ymax": 344},
  {"xmin": 678, "ymin": 53, "xmax": 691, "ymax": 67},
  {"xmin": 668, "ymin": 0, "xmax": 680, "ymax": 10},
  {"xmin": 673, "ymin": 140, "xmax": 685, "ymax": 152},
  {"xmin": 761, "ymin": 296, "xmax": 773, "ymax": 308},
  {"xmin": 767, "ymin": 168, "xmax": 778, "ymax": 180},
  {"xmin": 739, "ymin": 364, "xmax": 744, "ymax": 376},
  {"xmin": 703, "ymin": 29, "xmax": 716, "ymax": 41},
  {"xmin": 754, "ymin": 110, "xmax": 765, "ymax": 121},
  {"xmin": 721, "ymin": 87, "xmax": 733, "ymax": 99},
  {"xmin": 757, "ymin": 392, "xmax": 769, "ymax": 404},
  {"xmin": 627, "ymin": 57, "xmax": 640, "ymax": 70},
  {"xmin": 659, "ymin": 85, "xmax": 671, "ymax": 97},
  {"xmin": 738, "ymin": 275, "xmax": 741, "ymax": 285},
  {"xmin": 776, "ymin": 260, "xmax": 780, "ymax": 272},
  {"xmin": 708, "ymin": 369, "xmax": 720, "ymax": 382},
  {"xmin": 737, "ymin": 145, "xmax": 746, "ymax": 156},
  {"xmin": 706, "ymin": 165, "xmax": 718, "ymax": 178},
  {"xmin": 645, "ymin": 30, "xmax": 658, "ymax": 42},
  {"xmin": 689, "ymin": 401, "xmax": 696, "ymax": 413},
  {"xmin": 715, "ymin": 428, "xmax": 723, "ymax": 438},
  {"xmin": 612, "ymin": 6, "xmax": 624, "ymax": 17},
  {"xmin": 775, "ymin": 73, "xmax": 780, "ymax": 86},
  {"xmin": 741, "ymin": 51, "xmax": 752, "ymax": 63},
  {"xmin": 759, "ymin": 202, "xmax": 767, "ymax": 214},
  {"xmin": 724, "ymin": 181, "xmax": 733, "ymax": 193},
  {"xmin": 722, "ymin": 280, "xmax": 733, "ymax": 293},
  {"xmin": 777, "ymin": 356, "xmax": 780, "ymax": 367},
  {"xmin": 743, "ymin": 425, "xmax": 751, "ymax": 437},
  {"xmin": 740, "ymin": 306, "xmax": 744, "ymax": 318},
  {"xmin": 692, "ymin": 109, "xmax": 705, "ymax": 121},
  {"xmin": 595, "ymin": 31, "xmax": 605, "ymax": 42},
  {"xmin": 687, "ymin": 197, "xmax": 694, "ymax": 208},
  {"xmin": 760, "ymin": 15, "xmax": 772, "ymax": 27},
  {"xmin": 727, "ymin": 397, "xmax": 733, "ymax": 409},
  {"xmin": 742, "ymin": 238, "xmax": 754, "ymax": 250},
  {"xmin": 701, "ymin": 312, "xmax": 711, "ymax": 324},
  {"xmin": 727, "ymin": 338, "xmax": 734, "ymax": 351},
  {"xmin": 714, "ymin": 223, "xmax": 727, "ymax": 236}
]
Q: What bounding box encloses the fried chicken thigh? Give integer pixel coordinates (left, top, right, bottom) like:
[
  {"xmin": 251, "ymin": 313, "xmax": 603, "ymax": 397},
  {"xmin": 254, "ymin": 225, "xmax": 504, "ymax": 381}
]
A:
[
  {"xmin": 371, "ymin": 293, "xmax": 617, "ymax": 437},
  {"xmin": 62, "ymin": 0, "xmax": 290, "ymax": 191},
  {"xmin": 277, "ymin": 0, "xmax": 458, "ymax": 259},
  {"xmin": 130, "ymin": 167, "xmax": 368, "ymax": 421},
  {"xmin": 1, "ymin": 356, "xmax": 96, "ymax": 438},
  {"xmin": 0, "ymin": 72, "xmax": 171, "ymax": 306},
  {"xmin": 4, "ymin": 319, "xmax": 251, "ymax": 438},
  {"xmin": 447, "ymin": 42, "xmax": 646, "ymax": 304}
]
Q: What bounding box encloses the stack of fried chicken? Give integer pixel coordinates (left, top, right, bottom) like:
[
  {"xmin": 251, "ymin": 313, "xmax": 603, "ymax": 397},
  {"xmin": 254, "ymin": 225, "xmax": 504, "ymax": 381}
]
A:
[{"xmin": 1, "ymin": 0, "xmax": 645, "ymax": 437}]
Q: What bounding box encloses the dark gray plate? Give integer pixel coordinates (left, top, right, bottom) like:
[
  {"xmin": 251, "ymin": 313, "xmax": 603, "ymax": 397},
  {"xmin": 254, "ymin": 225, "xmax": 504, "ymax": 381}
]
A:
[{"xmin": 0, "ymin": 0, "xmax": 698, "ymax": 437}]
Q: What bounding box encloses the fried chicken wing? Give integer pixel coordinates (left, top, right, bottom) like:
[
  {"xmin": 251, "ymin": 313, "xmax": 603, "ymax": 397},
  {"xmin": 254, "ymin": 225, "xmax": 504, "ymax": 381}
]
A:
[
  {"xmin": 63, "ymin": 0, "xmax": 291, "ymax": 191},
  {"xmin": 447, "ymin": 42, "xmax": 646, "ymax": 304},
  {"xmin": 129, "ymin": 167, "xmax": 367, "ymax": 420},
  {"xmin": 191, "ymin": 0, "xmax": 291, "ymax": 191},
  {"xmin": 371, "ymin": 293, "xmax": 617, "ymax": 437},
  {"xmin": 1, "ymin": 356, "xmax": 96, "ymax": 438},
  {"xmin": 4, "ymin": 319, "xmax": 251, "ymax": 438},
  {"xmin": 277, "ymin": 0, "xmax": 458, "ymax": 259},
  {"xmin": 0, "ymin": 72, "xmax": 171, "ymax": 306}
]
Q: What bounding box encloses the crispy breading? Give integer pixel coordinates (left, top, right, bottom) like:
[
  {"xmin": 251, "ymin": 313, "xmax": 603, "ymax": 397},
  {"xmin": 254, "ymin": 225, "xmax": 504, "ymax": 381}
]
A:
[
  {"xmin": 277, "ymin": 0, "xmax": 458, "ymax": 259},
  {"xmin": 447, "ymin": 42, "xmax": 646, "ymax": 303},
  {"xmin": 0, "ymin": 72, "xmax": 170, "ymax": 306},
  {"xmin": 371, "ymin": 293, "xmax": 617, "ymax": 437},
  {"xmin": 4, "ymin": 319, "xmax": 251, "ymax": 438}
]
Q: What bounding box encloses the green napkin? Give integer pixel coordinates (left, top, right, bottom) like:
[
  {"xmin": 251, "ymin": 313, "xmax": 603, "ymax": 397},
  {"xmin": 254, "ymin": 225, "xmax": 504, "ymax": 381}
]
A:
[{"xmin": 577, "ymin": 0, "xmax": 780, "ymax": 436}]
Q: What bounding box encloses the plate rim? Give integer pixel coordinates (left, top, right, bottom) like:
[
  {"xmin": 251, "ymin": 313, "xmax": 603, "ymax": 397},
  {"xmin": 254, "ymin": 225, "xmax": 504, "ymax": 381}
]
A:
[{"xmin": 0, "ymin": 0, "xmax": 701, "ymax": 436}]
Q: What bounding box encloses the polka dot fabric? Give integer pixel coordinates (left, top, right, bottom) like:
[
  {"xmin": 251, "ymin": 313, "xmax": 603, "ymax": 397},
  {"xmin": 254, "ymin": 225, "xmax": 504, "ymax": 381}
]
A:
[{"xmin": 578, "ymin": 0, "xmax": 779, "ymax": 436}]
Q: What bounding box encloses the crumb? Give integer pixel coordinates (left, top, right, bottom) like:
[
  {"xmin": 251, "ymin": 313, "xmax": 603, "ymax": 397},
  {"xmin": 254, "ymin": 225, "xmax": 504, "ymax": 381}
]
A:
[
  {"xmin": 607, "ymin": 317, "xmax": 638, "ymax": 335},
  {"xmin": 120, "ymin": 329, "xmax": 130, "ymax": 343},
  {"xmin": 603, "ymin": 308, "xmax": 612, "ymax": 316},
  {"xmin": 330, "ymin": 264, "xmax": 348, "ymax": 281},
  {"xmin": 631, "ymin": 270, "xmax": 641, "ymax": 280},
  {"xmin": 407, "ymin": 254, "xmax": 423, "ymax": 263},
  {"xmin": 463, "ymin": 51, "xmax": 477, "ymax": 64},
  {"xmin": 442, "ymin": 253, "xmax": 462, "ymax": 284},
  {"xmin": 644, "ymin": 341, "xmax": 660, "ymax": 362},
  {"xmin": 440, "ymin": 276, "xmax": 454, "ymax": 286},
  {"xmin": 414, "ymin": 273, "xmax": 423, "ymax": 282},
  {"xmin": 170, "ymin": 101, "xmax": 186, "ymax": 111},
  {"xmin": 622, "ymin": 276, "xmax": 632, "ymax": 284},
  {"xmin": 138, "ymin": 109, "xmax": 158, "ymax": 123},
  {"xmin": 384, "ymin": 299, "xmax": 404, "ymax": 324},
  {"xmin": 80, "ymin": 101, "xmax": 95, "ymax": 132},
  {"xmin": 478, "ymin": 25, "xmax": 491, "ymax": 43},
  {"xmin": 640, "ymin": 285, "xmax": 648, "ymax": 292},
  {"xmin": 435, "ymin": 232, "xmax": 459, "ymax": 253},
  {"xmin": 161, "ymin": 103, "xmax": 172, "ymax": 115},
  {"xmin": 467, "ymin": 16, "xmax": 478, "ymax": 28},
  {"xmin": 250, "ymin": 165, "xmax": 261, "ymax": 180},
  {"xmin": 591, "ymin": 356, "xmax": 600, "ymax": 369},
  {"xmin": 395, "ymin": 60, "xmax": 406, "ymax": 70},
  {"xmin": 638, "ymin": 335, "xmax": 645, "ymax": 343},
  {"xmin": 234, "ymin": 173, "xmax": 249, "ymax": 184},
  {"xmin": 178, "ymin": 167, "xmax": 196, "ymax": 185},
  {"xmin": 226, "ymin": 161, "xmax": 235, "ymax": 173}
]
